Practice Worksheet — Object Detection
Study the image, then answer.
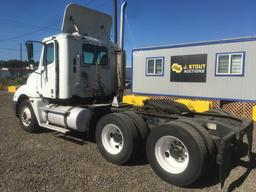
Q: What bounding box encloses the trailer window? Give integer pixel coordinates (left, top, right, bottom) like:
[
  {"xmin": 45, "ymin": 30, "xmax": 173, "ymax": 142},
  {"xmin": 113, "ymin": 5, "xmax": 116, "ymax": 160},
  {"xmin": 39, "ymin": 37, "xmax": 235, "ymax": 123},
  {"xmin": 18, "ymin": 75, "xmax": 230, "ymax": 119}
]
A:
[
  {"xmin": 146, "ymin": 57, "xmax": 164, "ymax": 76},
  {"xmin": 216, "ymin": 52, "xmax": 244, "ymax": 76},
  {"xmin": 82, "ymin": 44, "xmax": 108, "ymax": 66}
]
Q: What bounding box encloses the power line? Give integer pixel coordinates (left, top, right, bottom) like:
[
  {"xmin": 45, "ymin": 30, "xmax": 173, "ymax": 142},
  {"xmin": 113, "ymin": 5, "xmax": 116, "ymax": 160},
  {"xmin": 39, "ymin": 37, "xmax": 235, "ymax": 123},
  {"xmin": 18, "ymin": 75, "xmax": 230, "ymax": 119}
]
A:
[
  {"xmin": 0, "ymin": 48, "xmax": 19, "ymax": 51},
  {"xmin": 0, "ymin": 20, "xmax": 60, "ymax": 42},
  {"xmin": 125, "ymin": 13, "xmax": 137, "ymax": 48},
  {"xmin": 0, "ymin": 22, "xmax": 58, "ymax": 32},
  {"xmin": 0, "ymin": 47, "xmax": 41, "ymax": 54},
  {"xmin": 0, "ymin": 1, "xmax": 113, "ymax": 45},
  {"xmin": 91, "ymin": 0, "xmax": 113, "ymax": 8},
  {"xmin": 86, "ymin": 0, "xmax": 95, "ymax": 6},
  {"xmin": 0, "ymin": 18, "xmax": 59, "ymax": 31}
]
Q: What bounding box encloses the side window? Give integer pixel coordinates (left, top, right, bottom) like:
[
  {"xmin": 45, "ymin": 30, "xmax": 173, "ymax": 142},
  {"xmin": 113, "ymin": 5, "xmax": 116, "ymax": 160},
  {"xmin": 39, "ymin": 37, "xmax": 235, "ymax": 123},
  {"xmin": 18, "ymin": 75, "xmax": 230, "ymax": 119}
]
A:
[
  {"xmin": 216, "ymin": 52, "xmax": 244, "ymax": 76},
  {"xmin": 82, "ymin": 44, "xmax": 108, "ymax": 66},
  {"xmin": 146, "ymin": 57, "xmax": 164, "ymax": 76},
  {"xmin": 83, "ymin": 44, "xmax": 95, "ymax": 65},
  {"xmin": 97, "ymin": 46, "xmax": 108, "ymax": 65},
  {"xmin": 45, "ymin": 43, "xmax": 54, "ymax": 65}
]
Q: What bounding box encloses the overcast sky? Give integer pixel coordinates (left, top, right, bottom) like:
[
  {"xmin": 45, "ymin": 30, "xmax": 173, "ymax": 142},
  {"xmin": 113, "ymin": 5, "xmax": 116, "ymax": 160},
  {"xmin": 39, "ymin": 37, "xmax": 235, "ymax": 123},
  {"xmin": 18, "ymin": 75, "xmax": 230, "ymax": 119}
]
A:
[{"xmin": 0, "ymin": 0, "xmax": 256, "ymax": 66}]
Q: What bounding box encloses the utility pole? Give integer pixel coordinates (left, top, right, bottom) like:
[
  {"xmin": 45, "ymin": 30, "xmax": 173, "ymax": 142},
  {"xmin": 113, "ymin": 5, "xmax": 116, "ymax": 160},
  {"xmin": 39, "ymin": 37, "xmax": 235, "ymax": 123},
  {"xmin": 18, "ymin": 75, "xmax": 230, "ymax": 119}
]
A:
[
  {"xmin": 20, "ymin": 43, "xmax": 22, "ymax": 61},
  {"xmin": 114, "ymin": 0, "xmax": 117, "ymax": 44}
]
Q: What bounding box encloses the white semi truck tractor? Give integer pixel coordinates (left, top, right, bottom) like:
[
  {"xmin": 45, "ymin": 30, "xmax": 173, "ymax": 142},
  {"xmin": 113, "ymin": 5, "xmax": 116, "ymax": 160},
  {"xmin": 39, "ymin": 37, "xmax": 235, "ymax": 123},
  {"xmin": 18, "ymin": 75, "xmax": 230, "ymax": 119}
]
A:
[{"xmin": 13, "ymin": 2, "xmax": 253, "ymax": 188}]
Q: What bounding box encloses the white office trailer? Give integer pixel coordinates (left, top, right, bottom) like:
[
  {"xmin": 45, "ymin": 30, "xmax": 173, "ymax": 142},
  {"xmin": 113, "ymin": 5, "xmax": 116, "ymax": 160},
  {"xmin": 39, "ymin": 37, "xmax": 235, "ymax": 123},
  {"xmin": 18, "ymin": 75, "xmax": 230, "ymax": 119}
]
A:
[{"xmin": 132, "ymin": 37, "xmax": 256, "ymax": 117}]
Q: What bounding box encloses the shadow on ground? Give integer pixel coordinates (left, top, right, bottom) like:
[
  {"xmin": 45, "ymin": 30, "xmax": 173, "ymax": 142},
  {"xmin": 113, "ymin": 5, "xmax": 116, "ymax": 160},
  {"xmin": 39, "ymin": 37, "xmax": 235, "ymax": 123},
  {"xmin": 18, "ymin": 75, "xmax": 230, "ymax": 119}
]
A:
[
  {"xmin": 189, "ymin": 144, "xmax": 256, "ymax": 190},
  {"xmin": 227, "ymin": 152, "xmax": 256, "ymax": 192},
  {"xmin": 54, "ymin": 130, "xmax": 94, "ymax": 145}
]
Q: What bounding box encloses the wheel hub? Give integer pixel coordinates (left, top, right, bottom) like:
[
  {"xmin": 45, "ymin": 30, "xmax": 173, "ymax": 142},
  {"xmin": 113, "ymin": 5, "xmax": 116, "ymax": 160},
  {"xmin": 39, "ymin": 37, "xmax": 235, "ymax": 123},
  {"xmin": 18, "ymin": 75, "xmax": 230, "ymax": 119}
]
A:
[
  {"xmin": 101, "ymin": 124, "xmax": 124, "ymax": 155},
  {"xmin": 20, "ymin": 107, "xmax": 32, "ymax": 127},
  {"xmin": 155, "ymin": 136, "xmax": 189, "ymax": 174},
  {"xmin": 168, "ymin": 141, "xmax": 187, "ymax": 162},
  {"xmin": 112, "ymin": 132, "xmax": 122, "ymax": 143}
]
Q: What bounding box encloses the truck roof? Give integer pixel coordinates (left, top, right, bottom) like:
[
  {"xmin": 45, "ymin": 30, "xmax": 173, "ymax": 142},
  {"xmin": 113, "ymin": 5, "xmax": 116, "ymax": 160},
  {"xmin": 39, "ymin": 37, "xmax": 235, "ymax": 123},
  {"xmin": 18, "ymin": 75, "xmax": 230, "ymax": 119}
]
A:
[{"xmin": 42, "ymin": 33, "xmax": 110, "ymax": 46}]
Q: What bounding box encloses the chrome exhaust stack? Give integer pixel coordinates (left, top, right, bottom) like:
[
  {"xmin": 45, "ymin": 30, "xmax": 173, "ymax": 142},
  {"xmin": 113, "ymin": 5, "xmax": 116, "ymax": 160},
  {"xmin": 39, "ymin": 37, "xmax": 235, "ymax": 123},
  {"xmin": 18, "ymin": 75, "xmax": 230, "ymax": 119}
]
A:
[
  {"xmin": 119, "ymin": 1, "xmax": 127, "ymax": 51},
  {"xmin": 117, "ymin": 1, "xmax": 127, "ymax": 101}
]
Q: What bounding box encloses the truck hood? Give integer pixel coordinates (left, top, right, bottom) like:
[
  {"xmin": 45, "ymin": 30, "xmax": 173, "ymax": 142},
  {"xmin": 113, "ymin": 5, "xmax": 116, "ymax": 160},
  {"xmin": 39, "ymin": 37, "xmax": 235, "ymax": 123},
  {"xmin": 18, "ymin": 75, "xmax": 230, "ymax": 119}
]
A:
[{"xmin": 61, "ymin": 3, "xmax": 112, "ymax": 40}]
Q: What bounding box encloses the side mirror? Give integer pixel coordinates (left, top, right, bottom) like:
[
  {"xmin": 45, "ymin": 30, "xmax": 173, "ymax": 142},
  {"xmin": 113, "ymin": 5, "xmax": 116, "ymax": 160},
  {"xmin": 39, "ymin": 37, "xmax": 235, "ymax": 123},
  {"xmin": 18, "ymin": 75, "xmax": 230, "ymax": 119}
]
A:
[{"xmin": 25, "ymin": 42, "xmax": 34, "ymax": 61}]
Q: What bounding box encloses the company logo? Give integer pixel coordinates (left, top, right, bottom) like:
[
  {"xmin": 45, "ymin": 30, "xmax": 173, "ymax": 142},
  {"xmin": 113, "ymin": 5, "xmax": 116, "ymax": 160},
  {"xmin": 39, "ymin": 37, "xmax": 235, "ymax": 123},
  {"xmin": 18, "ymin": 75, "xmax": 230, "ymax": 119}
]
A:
[
  {"xmin": 172, "ymin": 63, "xmax": 206, "ymax": 74},
  {"xmin": 171, "ymin": 63, "xmax": 183, "ymax": 73}
]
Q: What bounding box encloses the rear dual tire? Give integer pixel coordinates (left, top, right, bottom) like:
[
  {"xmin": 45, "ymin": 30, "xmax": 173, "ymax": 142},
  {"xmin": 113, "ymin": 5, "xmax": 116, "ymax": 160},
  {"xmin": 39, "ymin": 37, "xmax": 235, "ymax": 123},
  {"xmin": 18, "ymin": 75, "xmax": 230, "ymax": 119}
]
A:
[
  {"xmin": 122, "ymin": 111, "xmax": 149, "ymax": 157},
  {"xmin": 96, "ymin": 113, "xmax": 213, "ymax": 187},
  {"xmin": 146, "ymin": 121, "xmax": 208, "ymax": 187},
  {"xmin": 96, "ymin": 111, "xmax": 149, "ymax": 165}
]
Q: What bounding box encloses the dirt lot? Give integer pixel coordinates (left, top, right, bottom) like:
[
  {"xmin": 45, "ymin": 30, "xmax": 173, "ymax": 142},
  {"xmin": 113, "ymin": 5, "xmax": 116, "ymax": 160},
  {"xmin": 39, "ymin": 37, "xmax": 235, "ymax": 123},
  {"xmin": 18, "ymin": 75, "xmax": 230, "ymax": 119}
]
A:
[{"xmin": 0, "ymin": 91, "xmax": 255, "ymax": 192}]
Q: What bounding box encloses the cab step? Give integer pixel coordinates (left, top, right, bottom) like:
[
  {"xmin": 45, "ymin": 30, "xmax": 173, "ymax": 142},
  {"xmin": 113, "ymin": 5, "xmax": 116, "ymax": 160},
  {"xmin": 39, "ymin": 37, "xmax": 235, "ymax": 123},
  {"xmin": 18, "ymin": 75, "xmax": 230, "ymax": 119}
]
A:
[{"xmin": 40, "ymin": 123, "xmax": 70, "ymax": 134}]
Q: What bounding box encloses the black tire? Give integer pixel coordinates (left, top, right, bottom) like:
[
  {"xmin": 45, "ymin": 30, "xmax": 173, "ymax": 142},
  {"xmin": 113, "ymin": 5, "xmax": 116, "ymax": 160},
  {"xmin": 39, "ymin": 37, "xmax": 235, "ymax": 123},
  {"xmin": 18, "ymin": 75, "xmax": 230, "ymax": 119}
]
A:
[
  {"xmin": 205, "ymin": 108, "xmax": 234, "ymax": 116},
  {"xmin": 122, "ymin": 111, "xmax": 150, "ymax": 157},
  {"xmin": 176, "ymin": 119, "xmax": 216, "ymax": 171},
  {"xmin": 18, "ymin": 100, "xmax": 39, "ymax": 133},
  {"xmin": 95, "ymin": 113, "xmax": 139, "ymax": 165},
  {"xmin": 144, "ymin": 99, "xmax": 190, "ymax": 114},
  {"xmin": 146, "ymin": 121, "xmax": 207, "ymax": 187}
]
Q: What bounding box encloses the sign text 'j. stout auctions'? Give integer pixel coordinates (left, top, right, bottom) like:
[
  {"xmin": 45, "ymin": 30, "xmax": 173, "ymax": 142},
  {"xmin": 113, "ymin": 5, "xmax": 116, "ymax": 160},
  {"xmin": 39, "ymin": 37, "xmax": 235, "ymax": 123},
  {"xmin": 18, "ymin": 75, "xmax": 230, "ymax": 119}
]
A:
[{"xmin": 170, "ymin": 54, "xmax": 207, "ymax": 82}]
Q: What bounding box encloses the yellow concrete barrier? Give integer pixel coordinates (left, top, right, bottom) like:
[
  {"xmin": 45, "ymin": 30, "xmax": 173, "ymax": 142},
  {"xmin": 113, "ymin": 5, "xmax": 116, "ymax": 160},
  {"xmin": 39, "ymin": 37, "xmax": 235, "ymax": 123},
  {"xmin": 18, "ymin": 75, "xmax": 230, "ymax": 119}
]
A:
[
  {"xmin": 175, "ymin": 99, "xmax": 212, "ymax": 112},
  {"xmin": 253, "ymin": 106, "xmax": 256, "ymax": 121},
  {"xmin": 123, "ymin": 96, "xmax": 212, "ymax": 112},
  {"xmin": 123, "ymin": 95, "xmax": 149, "ymax": 106},
  {"xmin": 8, "ymin": 86, "xmax": 18, "ymax": 93},
  {"xmin": 193, "ymin": 101, "xmax": 213, "ymax": 113},
  {"xmin": 174, "ymin": 99, "xmax": 195, "ymax": 110}
]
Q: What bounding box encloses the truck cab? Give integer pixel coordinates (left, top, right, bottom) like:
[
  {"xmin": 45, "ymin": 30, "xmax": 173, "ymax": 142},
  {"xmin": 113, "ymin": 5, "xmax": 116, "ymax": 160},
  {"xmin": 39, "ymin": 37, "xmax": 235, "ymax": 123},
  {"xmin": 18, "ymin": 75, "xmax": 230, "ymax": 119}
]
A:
[
  {"xmin": 14, "ymin": 4, "xmax": 118, "ymax": 102},
  {"xmin": 30, "ymin": 33, "xmax": 117, "ymax": 100}
]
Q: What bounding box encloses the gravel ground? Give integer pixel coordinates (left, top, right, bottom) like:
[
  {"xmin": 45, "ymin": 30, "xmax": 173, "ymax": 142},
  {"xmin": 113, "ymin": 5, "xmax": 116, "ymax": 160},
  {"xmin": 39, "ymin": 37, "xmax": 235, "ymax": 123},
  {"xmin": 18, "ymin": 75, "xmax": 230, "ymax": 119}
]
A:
[{"xmin": 0, "ymin": 91, "xmax": 255, "ymax": 192}]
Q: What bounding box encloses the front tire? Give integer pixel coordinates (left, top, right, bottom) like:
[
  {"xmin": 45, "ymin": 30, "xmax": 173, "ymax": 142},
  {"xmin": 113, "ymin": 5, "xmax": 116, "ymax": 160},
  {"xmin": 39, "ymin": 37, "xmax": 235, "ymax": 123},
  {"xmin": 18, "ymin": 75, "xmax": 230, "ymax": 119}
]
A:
[
  {"xmin": 146, "ymin": 122, "xmax": 207, "ymax": 187},
  {"xmin": 18, "ymin": 100, "xmax": 39, "ymax": 133}
]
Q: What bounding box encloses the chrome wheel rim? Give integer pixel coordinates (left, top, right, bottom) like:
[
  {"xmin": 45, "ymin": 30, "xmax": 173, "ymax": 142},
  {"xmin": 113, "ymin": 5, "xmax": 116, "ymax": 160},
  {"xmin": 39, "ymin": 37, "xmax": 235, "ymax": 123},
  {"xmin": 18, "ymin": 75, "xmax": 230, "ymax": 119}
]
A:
[
  {"xmin": 101, "ymin": 124, "xmax": 124, "ymax": 155},
  {"xmin": 20, "ymin": 106, "xmax": 32, "ymax": 127},
  {"xmin": 155, "ymin": 136, "xmax": 189, "ymax": 174}
]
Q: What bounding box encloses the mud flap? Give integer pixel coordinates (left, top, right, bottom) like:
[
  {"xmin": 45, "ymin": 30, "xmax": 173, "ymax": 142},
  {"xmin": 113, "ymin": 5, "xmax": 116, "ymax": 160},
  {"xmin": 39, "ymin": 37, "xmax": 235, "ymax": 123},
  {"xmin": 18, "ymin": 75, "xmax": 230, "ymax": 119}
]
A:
[
  {"xmin": 216, "ymin": 131, "xmax": 236, "ymax": 189},
  {"xmin": 246, "ymin": 123, "xmax": 254, "ymax": 159},
  {"xmin": 217, "ymin": 121, "xmax": 254, "ymax": 189}
]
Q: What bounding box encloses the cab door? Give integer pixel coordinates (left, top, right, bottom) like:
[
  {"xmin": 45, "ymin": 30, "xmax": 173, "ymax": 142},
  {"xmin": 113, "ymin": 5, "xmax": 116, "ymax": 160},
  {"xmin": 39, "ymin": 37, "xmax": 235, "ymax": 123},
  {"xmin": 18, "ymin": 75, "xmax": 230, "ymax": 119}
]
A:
[{"xmin": 41, "ymin": 42, "xmax": 56, "ymax": 98}]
